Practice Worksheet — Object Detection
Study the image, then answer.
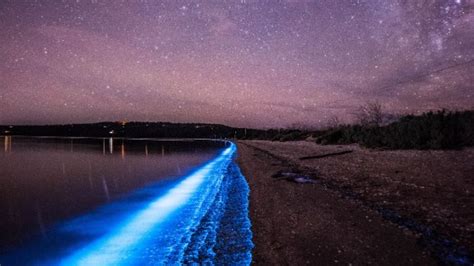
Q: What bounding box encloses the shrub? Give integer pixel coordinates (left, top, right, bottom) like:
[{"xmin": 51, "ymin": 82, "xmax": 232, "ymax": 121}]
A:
[{"xmin": 316, "ymin": 110, "xmax": 474, "ymax": 150}]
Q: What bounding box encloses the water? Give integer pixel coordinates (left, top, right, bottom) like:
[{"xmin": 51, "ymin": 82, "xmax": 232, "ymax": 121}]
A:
[{"xmin": 0, "ymin": 136, "xmax": 253, "ymax": 265}]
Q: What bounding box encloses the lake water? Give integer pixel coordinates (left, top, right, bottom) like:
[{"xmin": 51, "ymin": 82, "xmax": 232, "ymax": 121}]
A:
[{"xmin": 0, "ymin": 136, "xmax": 253, "ymax": 265}]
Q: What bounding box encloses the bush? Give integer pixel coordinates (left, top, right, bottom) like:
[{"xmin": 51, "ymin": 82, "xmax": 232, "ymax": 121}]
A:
[{"xmin": 316, "ymin": 110, "xmax": 474, "ymax": 150}]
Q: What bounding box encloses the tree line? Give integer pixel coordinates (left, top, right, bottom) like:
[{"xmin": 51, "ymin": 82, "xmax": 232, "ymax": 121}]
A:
[{"xmin": 316, "ymin": 107, "xmax": 474, "ymax": 149}]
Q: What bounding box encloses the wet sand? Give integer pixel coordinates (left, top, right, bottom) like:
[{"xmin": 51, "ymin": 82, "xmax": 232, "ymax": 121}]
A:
[{"xmin": 236, "ymin": 140, "xmax": 474, "ymax": 265}]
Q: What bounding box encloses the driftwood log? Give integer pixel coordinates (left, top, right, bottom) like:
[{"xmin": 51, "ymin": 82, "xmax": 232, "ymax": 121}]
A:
[{"xmin": 299, "ymin": 150, "xmax": 353, "ymax": 160}]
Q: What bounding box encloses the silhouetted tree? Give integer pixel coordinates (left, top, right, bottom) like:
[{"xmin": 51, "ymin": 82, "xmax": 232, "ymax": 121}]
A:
[
  {"xmin": 326, "ymin": 115, "xmax": 341, "ymax": 129},
  {"xmin": 355, "ymin": 101, "xmax": 383, "ymax": 127}
]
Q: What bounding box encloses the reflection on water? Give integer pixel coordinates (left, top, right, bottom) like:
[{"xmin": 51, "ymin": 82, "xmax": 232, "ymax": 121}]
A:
[
  {"xmin": 4, "ymin": 136, "xmax": 12, "ymax": 152},
  {"xmin": 0, "ymin": 136, "xmax": 224, "ymax": 251},
  {"xmin": 1, "ymin": 142, "xmax": 253, "ymax": 265},
  {"xmin": 121, "ymin": 140, "xmax": 126, "ymax": 159}
]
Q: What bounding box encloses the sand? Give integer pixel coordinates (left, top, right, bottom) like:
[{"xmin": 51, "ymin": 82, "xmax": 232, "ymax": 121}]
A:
[{"xmin": 236, "ymin": 140, "xmax": 474, "ymax": 265}]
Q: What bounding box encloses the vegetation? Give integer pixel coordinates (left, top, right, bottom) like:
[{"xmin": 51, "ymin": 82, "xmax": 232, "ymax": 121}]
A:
[
  {"xmin": 316, "ymin": 110, "xmax": 474, "ymax": 149},
  {"xmin": 354, "ymin": 101, "xmax": 384, "ymax": 127},
  {"xmin": 0, "ymin": 121, "xmax": 301, "ymax": 140},
  {"xmin": 1, "ymin": 109, "xmax": 473, "ymax": 150},
  {"xmin": 0, "ymin": 122, "xmax": 260, "ymax": 139}
]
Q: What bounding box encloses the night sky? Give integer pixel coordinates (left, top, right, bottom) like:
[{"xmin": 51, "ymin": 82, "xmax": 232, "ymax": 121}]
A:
[{"xmin": 1, "ymin": 1, "xmax": 473, "ymax": 128}]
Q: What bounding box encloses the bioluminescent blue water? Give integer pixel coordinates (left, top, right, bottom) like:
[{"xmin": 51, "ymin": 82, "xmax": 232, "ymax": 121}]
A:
[{"xmin": 1, "ymin": 142, "xmax": 253, "ymax": 265}]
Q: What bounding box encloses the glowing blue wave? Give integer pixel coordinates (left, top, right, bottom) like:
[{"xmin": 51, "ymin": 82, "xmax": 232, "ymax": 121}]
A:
[{"xmin": 1, "ymin": 142, "xmax": 253, "ymax": 265}]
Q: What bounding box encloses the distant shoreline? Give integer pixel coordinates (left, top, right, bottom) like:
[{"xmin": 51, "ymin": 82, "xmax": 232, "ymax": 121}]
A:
[
  {"xmin": 0, "ymin": 122, "xmax": 272, "ymax": 140},
  {"xmin": 0, "ymin": 135, "xmax": 229, "ymax": 142}
]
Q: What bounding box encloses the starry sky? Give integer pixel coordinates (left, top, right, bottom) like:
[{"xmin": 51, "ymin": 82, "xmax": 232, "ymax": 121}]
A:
[{"xmin": 1, "ymin": 0, "xmax": 473, "ymax": 128}]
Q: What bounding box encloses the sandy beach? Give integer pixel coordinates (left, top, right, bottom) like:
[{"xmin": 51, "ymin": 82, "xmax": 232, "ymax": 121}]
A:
[{"xmin": 236, "ymin": 140, "xmax": 473, "ymax": 265}]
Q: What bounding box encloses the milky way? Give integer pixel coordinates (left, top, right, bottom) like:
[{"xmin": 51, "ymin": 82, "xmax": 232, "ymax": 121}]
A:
[{"xmin": 1, "ymin": 0, "xmax": 473, "ymax": 128}]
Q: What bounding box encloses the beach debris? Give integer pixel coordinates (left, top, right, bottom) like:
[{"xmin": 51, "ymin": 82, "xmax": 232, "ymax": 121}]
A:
[
  {"xmin": 272, "ymin": 170, "xmax": 317, "ymax": 184},
  {"xmin": 299, "ymin": 150, "xmax": 353, "ymax": 160}
]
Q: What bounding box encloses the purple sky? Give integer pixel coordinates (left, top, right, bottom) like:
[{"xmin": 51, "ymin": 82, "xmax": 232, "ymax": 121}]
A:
[{"xmin": 1, "ymin": 0, "xmax": 473, "ymax": 128}]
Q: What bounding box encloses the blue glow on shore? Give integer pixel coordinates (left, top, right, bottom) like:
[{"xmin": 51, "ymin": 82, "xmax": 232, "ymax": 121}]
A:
[
  {"xmin": 1, "ymin": 142, "xmax": 252, "ymax": 265},
  {"xmin": 60, "ymin": 144, "xmax": 236, "ymax": 266}
]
